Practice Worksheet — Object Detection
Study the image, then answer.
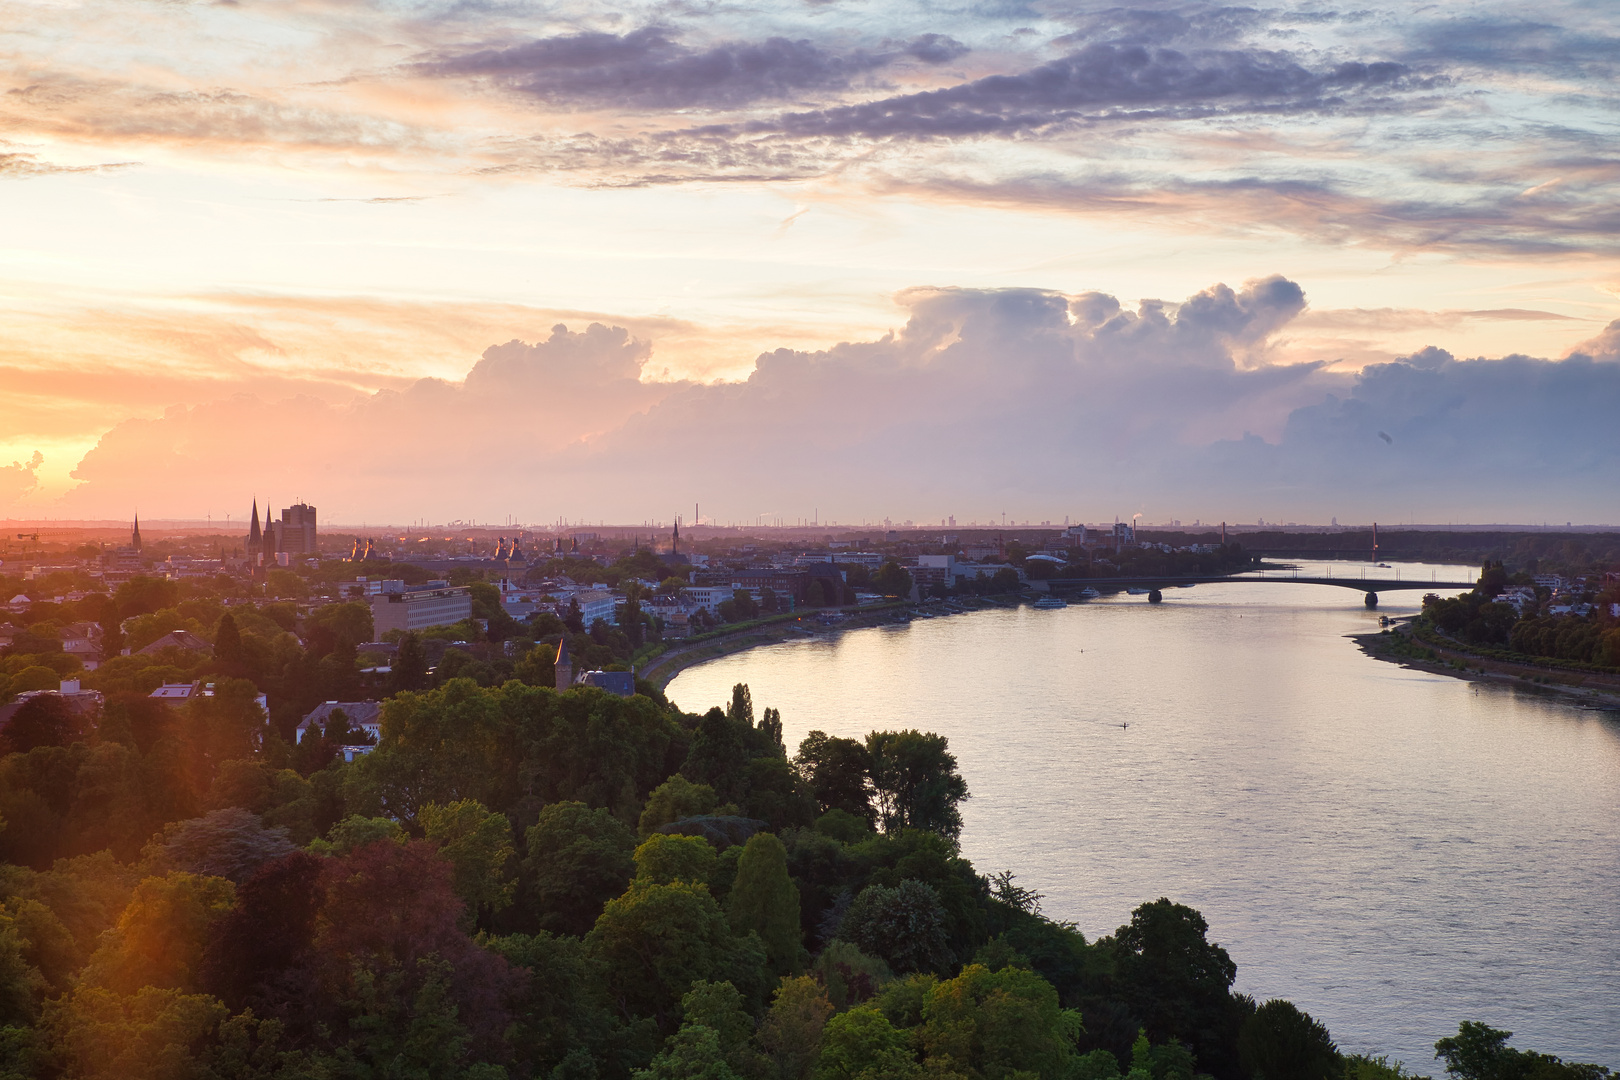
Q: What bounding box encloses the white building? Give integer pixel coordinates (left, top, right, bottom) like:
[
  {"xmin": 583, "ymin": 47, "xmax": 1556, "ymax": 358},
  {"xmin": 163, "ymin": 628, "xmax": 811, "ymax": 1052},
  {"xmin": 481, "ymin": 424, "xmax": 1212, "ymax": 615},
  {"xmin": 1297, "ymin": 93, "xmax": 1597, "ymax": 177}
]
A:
[
  {"xmin": 370, "ymin": 582, "xmax": 473, "ymax": 634},
  {"xmin": 554, "ymin": 587, "xmax": 618, "ymax": 626}
]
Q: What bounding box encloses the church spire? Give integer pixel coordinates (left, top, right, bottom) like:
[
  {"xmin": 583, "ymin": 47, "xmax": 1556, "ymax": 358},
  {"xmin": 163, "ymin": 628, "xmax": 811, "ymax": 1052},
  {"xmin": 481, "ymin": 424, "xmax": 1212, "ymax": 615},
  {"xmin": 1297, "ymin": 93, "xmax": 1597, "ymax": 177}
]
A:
[
  {"xmin": 672, "ymin": 516, "xmax": 679, "ymax": 554},
  {"xmin": 132, "ymin": 513, "xmax": 142, "ymax": 551},
  {"xmin": 248, "ymin": 499, "xmax": 261, "ymax": 546}
]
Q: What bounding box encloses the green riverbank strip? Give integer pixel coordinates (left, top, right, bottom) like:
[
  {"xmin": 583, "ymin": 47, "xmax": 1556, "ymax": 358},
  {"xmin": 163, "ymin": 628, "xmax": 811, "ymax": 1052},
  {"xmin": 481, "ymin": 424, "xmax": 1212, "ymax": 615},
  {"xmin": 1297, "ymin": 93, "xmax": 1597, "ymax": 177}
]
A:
[{"xmin": 1354, "ymin": 623, "xmax": 1620, "ymax": 709}]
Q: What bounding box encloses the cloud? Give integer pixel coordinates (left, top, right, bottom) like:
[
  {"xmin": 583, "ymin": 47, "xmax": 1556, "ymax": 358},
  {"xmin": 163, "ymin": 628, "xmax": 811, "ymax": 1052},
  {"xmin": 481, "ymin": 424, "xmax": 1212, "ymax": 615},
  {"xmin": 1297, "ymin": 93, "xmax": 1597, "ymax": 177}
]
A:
[
  {"xmin": 417, "ymin": 27, "xmax": 899, "ymax": 110},
  {"xmin": 749, "ymin": 44, "xmax": 1428, "ymax": 140},
  {"xmin": 1569, "ymin": 318, "xmax": 1620, "ymax": 361},
  {"xmin": 48, "ymin": 274, "xmax": 1620, "ymax": 523},
  {"xmin": 0, "ymin": 453, "xmax": 44, "ymax": 508},
  {"xmin": 58, "ymin": 323, "xmax": 685, "ymax": 514},
  {"xmin": 2, "ymin": 74, "xmax": 427, "ymax": 156},
  {"xmin": 1229, "ymin": 348, "xmax": 1620, "ymax": 512},
  {"xmin": 0, "ymin": 144, "xmax": 134, "ymax": 178}
]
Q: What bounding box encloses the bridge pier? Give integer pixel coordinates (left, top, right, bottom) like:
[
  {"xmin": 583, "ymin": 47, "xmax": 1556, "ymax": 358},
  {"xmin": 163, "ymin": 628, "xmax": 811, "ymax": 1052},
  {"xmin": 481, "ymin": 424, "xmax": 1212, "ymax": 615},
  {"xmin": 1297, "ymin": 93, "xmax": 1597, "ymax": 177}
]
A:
[{"xmin": 1364, "ymin": 591, "xmax": 1378, "ymax": 608}]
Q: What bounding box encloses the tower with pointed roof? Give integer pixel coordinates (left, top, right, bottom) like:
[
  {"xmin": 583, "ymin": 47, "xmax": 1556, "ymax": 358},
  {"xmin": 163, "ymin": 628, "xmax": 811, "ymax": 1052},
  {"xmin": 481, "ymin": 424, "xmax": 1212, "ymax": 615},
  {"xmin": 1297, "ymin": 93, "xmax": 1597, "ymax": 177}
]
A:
[
  {"xmin": 131, "ymin": 513, "xmax": 142, "ymax": 552},
  {"xmin": 262, "ymin": 499, "xmax": 278, "ymax": 564},
  {"xmin": 554, "ymin": 635, "xmax": 573, "ymax": 691},
  {"xmin": 672, "ymin": 516, "xmax": 679, "ymax": 555}
]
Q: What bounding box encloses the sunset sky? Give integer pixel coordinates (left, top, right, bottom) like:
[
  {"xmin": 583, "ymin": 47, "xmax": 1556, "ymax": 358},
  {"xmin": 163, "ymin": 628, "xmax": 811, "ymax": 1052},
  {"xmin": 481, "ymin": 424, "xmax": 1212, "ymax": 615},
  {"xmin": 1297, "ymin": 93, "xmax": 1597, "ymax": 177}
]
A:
[{"xmin": 3, "ymin": 0, "xmax": 1619, "ymax": 525}]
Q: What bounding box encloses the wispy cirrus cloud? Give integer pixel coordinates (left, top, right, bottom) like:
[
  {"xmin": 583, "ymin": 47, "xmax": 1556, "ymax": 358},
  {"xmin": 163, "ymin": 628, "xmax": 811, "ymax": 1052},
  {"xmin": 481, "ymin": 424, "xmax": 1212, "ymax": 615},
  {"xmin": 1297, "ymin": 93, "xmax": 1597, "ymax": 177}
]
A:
[
  {"xmin": 414, "ymin": 26, "xmax": 966, "ymax": 111},
  {"xmin": 746, "ymin": 45, "xmax": 1431, "ymax": 140}
]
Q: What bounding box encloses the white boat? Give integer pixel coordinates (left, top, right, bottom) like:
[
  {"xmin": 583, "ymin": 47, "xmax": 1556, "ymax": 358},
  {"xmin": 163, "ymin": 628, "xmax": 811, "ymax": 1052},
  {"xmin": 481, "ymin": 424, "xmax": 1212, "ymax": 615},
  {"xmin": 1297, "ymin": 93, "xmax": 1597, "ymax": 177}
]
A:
[
  {"xmin": 1033, "ymin": 596, "xmax": 1067, "ymax": 609},
  {"xmin": 1126, "ymin": 587, "xmax": 1150, "ymax": 595},
  {"xmin": 1079, "ymin": 587, "xmax": 1102, "ymax": 599}
]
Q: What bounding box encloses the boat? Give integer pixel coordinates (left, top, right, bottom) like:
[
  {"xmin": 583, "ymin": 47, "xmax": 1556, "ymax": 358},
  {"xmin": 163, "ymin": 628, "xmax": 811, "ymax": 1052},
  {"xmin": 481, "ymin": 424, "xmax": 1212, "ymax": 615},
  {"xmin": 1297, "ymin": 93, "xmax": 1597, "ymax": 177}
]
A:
[
  {"xmin": 1079, "ymin": 587, "xmax": 1102, "ymax": 600},
  {"xmin": 1126, "ymin": 587, "xmax": 1150, "ymax": 595},
  {"xmin": 1033, "ymin": 596, "xmax": 1067, "ymax": 609}
]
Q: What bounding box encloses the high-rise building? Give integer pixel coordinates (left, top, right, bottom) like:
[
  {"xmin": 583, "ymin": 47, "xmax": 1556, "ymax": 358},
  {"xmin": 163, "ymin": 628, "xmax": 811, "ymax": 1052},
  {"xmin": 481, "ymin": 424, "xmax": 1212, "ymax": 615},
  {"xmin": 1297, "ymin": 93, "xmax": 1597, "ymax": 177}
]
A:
[{"xmin": 276, "ymin": 503, "xmax": 318, "ymax": 555}]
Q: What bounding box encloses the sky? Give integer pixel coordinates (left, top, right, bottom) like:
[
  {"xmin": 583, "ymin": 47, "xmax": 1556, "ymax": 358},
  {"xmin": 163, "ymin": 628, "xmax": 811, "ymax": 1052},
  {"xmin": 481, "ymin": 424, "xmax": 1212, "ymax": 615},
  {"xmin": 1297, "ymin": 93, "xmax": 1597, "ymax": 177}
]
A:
[{"xmin": 3, "ymin": 0, "xmax": 1619, "ymax": 527}]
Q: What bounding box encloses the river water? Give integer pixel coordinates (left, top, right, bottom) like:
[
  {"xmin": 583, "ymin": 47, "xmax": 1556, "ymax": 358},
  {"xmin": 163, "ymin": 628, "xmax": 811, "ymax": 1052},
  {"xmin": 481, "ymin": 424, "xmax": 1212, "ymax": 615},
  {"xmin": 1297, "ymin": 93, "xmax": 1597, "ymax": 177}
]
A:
[{"xmin": 666, "ymin": 561, "xmax": 1620, "ymax": 1071}]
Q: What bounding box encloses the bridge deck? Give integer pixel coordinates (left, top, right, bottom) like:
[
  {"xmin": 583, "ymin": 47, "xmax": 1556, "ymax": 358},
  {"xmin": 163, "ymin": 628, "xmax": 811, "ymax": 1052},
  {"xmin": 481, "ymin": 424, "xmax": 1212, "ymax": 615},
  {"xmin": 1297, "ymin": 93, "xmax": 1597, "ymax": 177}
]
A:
[{"xmin": 1045, "ymin": 574, "xmax": 1475, "ymax": 593}]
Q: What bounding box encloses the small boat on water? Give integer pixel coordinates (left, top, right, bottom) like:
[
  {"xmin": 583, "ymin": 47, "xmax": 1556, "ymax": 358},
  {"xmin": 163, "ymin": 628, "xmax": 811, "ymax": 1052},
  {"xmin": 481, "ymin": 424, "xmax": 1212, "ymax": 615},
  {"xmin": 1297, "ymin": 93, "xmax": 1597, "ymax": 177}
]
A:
[
  {"xmin": 1126, "ymin": 587, "xmax": 1150, "ymax": 595},
  {"xmin": 1033, "ymin": 596, "xmax": 1067, "ymax": 609},
  {"xmin": 1079, "ymin": 587, "xmax": 1102, "ymax": 599}
]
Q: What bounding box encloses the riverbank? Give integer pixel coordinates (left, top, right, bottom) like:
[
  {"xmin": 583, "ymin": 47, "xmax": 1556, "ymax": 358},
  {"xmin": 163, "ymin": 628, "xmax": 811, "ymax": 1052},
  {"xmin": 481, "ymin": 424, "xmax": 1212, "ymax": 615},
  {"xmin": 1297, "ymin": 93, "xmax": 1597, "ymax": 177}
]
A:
[
  {"xmin": 1353, "ymin": 622, "xmax": 1620, "ymax": 710},
  {"xmin": 639, "ymin": 596, "xmax": 1021, "ymax": 689}
]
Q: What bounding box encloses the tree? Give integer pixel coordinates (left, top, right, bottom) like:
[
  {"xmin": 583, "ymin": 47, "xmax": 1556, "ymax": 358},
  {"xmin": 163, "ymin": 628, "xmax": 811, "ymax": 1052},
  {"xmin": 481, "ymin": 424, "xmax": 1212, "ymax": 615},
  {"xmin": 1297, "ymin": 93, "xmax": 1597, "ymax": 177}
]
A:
[
  {"xmin": 1108, "ymin": 899, "xmax": 1240, "ymax": 1077},
  {"xmin": 566, "ymin": 597, "xmax": 585, "ymax": 634},
  {"xmin": 199, "ymin": 851, "xmax": 325, "ymax": 1010},
  {"xmin": 758, "ymin": 976, "xmax": 835, "ymax": 1080},
  {"xmin": 676, "ymin": 980, "xmax": 756, "ymax": 1072},
  {"xmin": 213, "ymin": 612, "xmax": 244, "ymax": 668},
  {"xmin": 311, "ymin": 814, "xmax": 405, "ymax": 854},
  {"xmin": 585, "ymin": 880, "xmax": 766, "ymax": 1030},
  {"xmin": 836, "ymin": 881, "xmax": 953, "ymax": 975},
  {"xmin": 81, "ymin": 872, "xmax": 237, "ymax": 994},
  {"xmin": 345, "ymin": 679, "xmax": 518, "ymax": 826},
  {"xmin": 525, "ymin": 802, "xmax": 638, "ymax": 936},
  {"xmin": 140, "ymin": 808, "xmax": 297, "ymax": 884},
  {"xmin": 1433, "ymin": 1021, "xmax": 1612, "ymax": 1080},
  {"xmin": 514, "ymin": 643, "xmax": 557, "ymax": 687},
  {"xmin": 683, "ymin": 708, "xmax": 756, "ymax": 804},
  {"xmin": 421, "ymin": 799, "xmax": 517, "ymax": 922},
  {"xmin": 865, "ymin": 730, "xmax": 969, "ymax": 839},
  {"xmin": 483, "ymin": 931, "xmax": 626, "ymax": 1078},
  {"xmin": 727, "ymin": 684, "xmax": 754, "ymax": 727},
  {"xmin": 740, "ymin": 756, "xmax": 817, "ymax": 832},
  {"xmin": 873, "ymin": 561, "xmax": 913, "ymax": 598},
  {"xmin": 635, "ymin": 834, "xmax": 719, "ymax": 886},
  {"xmin": 312, "ymin": 838, "xmax": 520, "ymax": 1061},
  {"xmin": 913, "ymin": 963, "xmax": 1083, "ymax": 1079},
  {"xmin": 795, "ymin": 732, "xmax": 874, "ymax": 825},
  {"xmin": 1239, "ymin": 999, "xmax": 1340, "ymax": 1080},
  {"xmin": 181, "ymin": 679, "xmax": 268, "ymax": 794},
  {"xmin": 815, "ymin": 1006, "xmax": 918, "ymax": 1080},
  {"xmin": 726, "ymin": 833, "xmax": 803, "ymax": 975},
  {"xmin": 391, "ymin": 632, "xmax": 430, "ymax": 693},
  {"xmin": 42, "ymin": 985, "xmax": 228, "ymax": 1080},
  {"xmin": 114, "ymin": 576, "xmax": 180, "ymax": 619},
  {"xmin": 635, "ymin": 1022, "xmax": 742, "ymax": 1080},
  {"xmin": 640, "ymin": 775, "xmax": 721, "ymax": 837},
  {"xmin": 0, "ymin": 695, "xmax": 86, "ymax": 755}
]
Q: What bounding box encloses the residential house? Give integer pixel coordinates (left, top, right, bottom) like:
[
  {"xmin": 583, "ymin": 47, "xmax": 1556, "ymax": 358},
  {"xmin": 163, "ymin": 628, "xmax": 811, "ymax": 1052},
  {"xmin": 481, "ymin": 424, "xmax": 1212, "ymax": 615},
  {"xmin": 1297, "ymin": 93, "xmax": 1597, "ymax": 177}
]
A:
[
  {"xmin": 138, "ymin": 629, "xmax": 214, "ymax": 657},
  {"xmin": 295, "ymin": 700, "xmax": 383, "ymax": 745}
]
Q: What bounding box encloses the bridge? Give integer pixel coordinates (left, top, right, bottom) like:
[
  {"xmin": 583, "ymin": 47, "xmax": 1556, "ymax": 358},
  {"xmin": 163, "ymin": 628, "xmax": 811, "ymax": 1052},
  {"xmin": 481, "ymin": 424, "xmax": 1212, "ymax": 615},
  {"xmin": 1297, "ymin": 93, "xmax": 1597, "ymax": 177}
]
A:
[{"xmin": 1043, "ymin": 571, "xmax": 1476, "ymax": 607}]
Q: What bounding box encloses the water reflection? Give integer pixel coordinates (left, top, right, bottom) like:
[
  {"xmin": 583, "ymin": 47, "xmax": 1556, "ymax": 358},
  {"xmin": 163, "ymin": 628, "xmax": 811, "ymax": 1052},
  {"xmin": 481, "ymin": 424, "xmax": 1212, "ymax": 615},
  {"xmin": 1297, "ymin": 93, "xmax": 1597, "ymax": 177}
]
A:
[{"xmin": 667, "ymin": 561, "xmax": 1620, "ymax": 1068}]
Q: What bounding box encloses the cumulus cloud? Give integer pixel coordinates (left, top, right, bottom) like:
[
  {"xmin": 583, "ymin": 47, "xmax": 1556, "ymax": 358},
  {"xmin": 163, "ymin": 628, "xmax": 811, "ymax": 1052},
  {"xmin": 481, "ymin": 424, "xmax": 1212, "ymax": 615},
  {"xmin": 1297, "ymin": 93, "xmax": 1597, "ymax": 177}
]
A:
[
  {"xmin": 1569, "ymin": 318, "xmax": 1620, "ymax": 361},
  {"xmin": 60, "ymin": 324, "xmax": 684, "ymax": 514},
  {"xmin": 54, "ymin": 274, "xmax": 1619, "ymax": 524},
  {"xmin": 0, "ymin": 453, "xmax": 44, "ymax": 508}
]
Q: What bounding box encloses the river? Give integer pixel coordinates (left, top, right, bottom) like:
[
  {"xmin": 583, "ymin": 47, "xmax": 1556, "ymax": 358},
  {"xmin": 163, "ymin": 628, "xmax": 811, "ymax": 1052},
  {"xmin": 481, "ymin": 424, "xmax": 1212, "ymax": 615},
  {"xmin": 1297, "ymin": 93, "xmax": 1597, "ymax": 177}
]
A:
[{"xmin": 665, "ymin": 560, "xmax": 1620, "ymax": 1071}]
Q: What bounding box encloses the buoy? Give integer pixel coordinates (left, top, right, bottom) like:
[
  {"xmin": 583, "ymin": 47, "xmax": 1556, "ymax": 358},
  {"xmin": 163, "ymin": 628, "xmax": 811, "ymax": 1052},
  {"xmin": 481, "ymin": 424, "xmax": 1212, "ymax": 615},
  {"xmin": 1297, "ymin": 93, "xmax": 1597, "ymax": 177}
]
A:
[{"xmin": 1147, "ymin": 590, "xmax": 1162, "ymax": 603}]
